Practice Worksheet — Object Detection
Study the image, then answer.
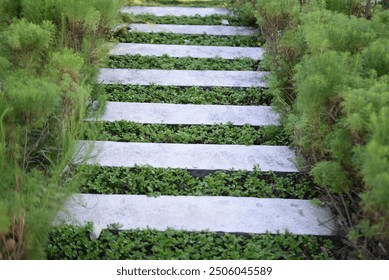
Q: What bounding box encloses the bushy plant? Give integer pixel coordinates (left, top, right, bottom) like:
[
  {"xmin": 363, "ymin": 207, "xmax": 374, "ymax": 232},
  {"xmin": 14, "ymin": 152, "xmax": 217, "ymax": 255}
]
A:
[
  {"xmin": 0, "ymin": 0, "xmax": 121, "ymax": 259},
  {"xmin": 360, "ymin": 108, "xmax": 389, "ymax": 209},
  {"xmin": 350, "ymin": 80, "xmax": 389, "ymax": 239},
  {"xmin": 291, "ymin": 51, "xmax": 359, "ymax": 162},
  {"xmin": 311, "ymin": 161, "xmax": 351, "ymax": 193},
  {"xmin": 302, "ymin": 10, "xmax": 376, "ymax": 55},
  {"xmin": 361, "ymin": 39, "xmax": 389, "ymax": 77},
  {"xmin": 325, "ymin": 0, "xmax": 382, "ymax": 17},
  {"xmin": 2, "ymin": 74, "xmax": 60, "ymax": 127},
  {"xmin": 292, "ymin": 10, "xmax": 389, "ymax": 249},
  {"xmin": 4, "ymin": 19, "xmax": 55, "ymax": 71},
  {"xmin": 342, "ymin": 77, "xmax": 389, "ymax": 137},
  {"xmin": 295, "ymin": 51, "xmax": 358, "ymax": 116},
  {"xmin": 1, "ymin": 0, "xmax": 124, "ymax": 65},
  {"xmin": 234, "ymin": 0, "xmax": 257, "ymax": 25},
  {"xmin": 0, "ymin": 52, "xmax": 88, "ymax": 261},
  {"xmin": 0, "ymin": 0, "xmax": 21, "ymax": 22},
  {"xmin": 234, "ymin": 0, "xmax": 304, "ymax": 112},
  {"xmin": 325, "ymin": 0, "xmax": 362, "ymax": 15},
  {"xmin": 19, "ymin": 0, "xmax": 122, "ymax": 29},
  {"xmin": 241, "ymin": 0, "xmax": 389, "ymax": 257},
  {"xmin": 371, "ymin": 9, "xmax": 389, "ymax": 37}
]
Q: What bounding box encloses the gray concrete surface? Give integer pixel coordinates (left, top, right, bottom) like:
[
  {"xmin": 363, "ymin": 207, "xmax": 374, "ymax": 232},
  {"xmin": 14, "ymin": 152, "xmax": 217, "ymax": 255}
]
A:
[
  {"xmin": 122, "ymin": 6, "xmax": 231, "ymax": 17},
  {"xmin": 57, "ymin": 194, "xmax": 336, "ymax": 236},
  {"xmin": 75, "ymin": 141, "xmax": 298, "ymax": 173},
  {"xmin": 91, "ymin": 102, "xmax": 279, "ymax": 126},
  {"xmin": 110, "ymin": 43, "xmax": 264, "ymax": 60},
  {"xmin": 98, "ymin": 69, "xmax": 268, "ymax": 87},
  {"xmin": 128, "ymin": 23, "xmax": 256, "ymax": 36}
]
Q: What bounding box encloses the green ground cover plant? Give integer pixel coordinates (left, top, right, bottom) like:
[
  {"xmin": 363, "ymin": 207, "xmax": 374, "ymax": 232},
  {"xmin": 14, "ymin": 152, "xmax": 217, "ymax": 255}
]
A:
[
  {"xmin": 114, "ymin": 30, "xmax": 261, "ymax": 46},
  {"xmin": 108, "ymin": 54, "xmax": 259, "ymax": 70},
  {"xmin": 124, "ymin": 14, "xmax": 244, "ymax": 26},
  {"xmin": 235, "ymin": 0, "xmax": 389, "ymax": 258},
  {"xmin": 83, "ymin": 122, "xmax": 289, "ymax": 145},
  {"xmin": 77, "ymin": 165, "xmax": 317, "ymax": 199},
  {"xmin": 103, "ymin": 85, "xmax": 271, "ymax": 105},
  {"xmin": 47, "ymin": 224, "xmax": 334, "ymax": 260}
]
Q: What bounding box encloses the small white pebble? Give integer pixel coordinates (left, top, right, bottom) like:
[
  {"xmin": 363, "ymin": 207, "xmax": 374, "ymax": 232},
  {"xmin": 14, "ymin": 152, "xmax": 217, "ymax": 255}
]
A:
[
  {"xmin": 89, "ymin": 224, "xmax": 102, "ymax": 240},
  {"xmin": 221, "ymin": 20, "xmax": 230, "ymax": 25}
]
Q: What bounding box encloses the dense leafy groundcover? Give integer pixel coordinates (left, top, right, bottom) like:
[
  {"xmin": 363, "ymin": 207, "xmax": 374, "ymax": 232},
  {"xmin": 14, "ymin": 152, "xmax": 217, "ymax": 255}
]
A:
[
  {"xmin": 125, "ymin": 13, "xmax": 245, "ymax": 26},
  {"xmin": 84, "ymin": 122, "xmax": 290, "ymax": 145},
  {"xmin": 108, "ymin": 54, "xmax": 260, "ymax": 70},
  {"xmin": 114, "ymin": 30, "xmax": 261, "ymax": 47},
  {"xmin": 103, "ymin": 85, "xmax": 271, "ymax": 105},
  {"xmin": 47, "ymin": 224, "xmax": 334, "ymax": 260},
  {"xmin": 77, "ymin": 165, "xmax": 316, "ymax": 199}
]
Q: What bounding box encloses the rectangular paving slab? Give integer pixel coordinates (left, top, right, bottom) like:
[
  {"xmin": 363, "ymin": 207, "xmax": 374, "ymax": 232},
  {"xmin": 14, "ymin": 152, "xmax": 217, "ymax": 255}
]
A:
[
  {"xmin": 56, "ymin": 194, "xmax": 335, "ymax": 236},
  {"xmin": 122, "ymin": 6, "xmax": 231, "ymax": 17},
  {"xmin": 128, "ymin": 23, "xmax": 256, "ymax": 36},
  {"xmin": 75, "ymin": 141, "xmax": 298, "ymax": 173},
  {"xmin": 110, "ymin": 43, "xmax": 264, "ymax": 60},
  {"xmin": 92, "ymin": 102, "xmax": 280, "ymax": 126},
  {"xmin": 98, "ymin": 69, "xmax": 268, "ymax": 87}
]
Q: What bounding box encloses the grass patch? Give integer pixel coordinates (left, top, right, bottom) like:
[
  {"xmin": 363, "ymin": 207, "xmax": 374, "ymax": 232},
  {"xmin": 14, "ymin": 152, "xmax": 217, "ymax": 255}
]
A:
[
  {"xmin": 47, "ymin": 224, "xmax": 334, "ymax": 260},
  {"xmin": 84, "ymin": 122, "xmax": 289, "ymax": 145},
  {"xmin": 114, "ymin": 30, "xmax": 261, "ymax": 47},
  {"xmin": 108, "ymin": 55, "xmax": 259, "ymax": 70},
  {"xmin": 102, "ymin": 85, "xmax": 271, "ymax": 105},
  {"xmin": 77, "ymin": 165, "xmax": 316, "ymax": 199}
]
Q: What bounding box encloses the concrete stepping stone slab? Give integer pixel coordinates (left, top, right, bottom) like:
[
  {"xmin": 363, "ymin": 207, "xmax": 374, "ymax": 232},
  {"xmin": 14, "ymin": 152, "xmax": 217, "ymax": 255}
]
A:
[
  {"xmin": 128, "ymin": 23, "xmax": 256, "ymax": 36},
  {"xmin": 98, "ymin": 69, "xmax": 268, "ymax": 87},
  {"xmin": 75, "ymin": 141, "xmax": 298, "ymax": 173},
  {"xmin": 122, "ymin": 6, "xmax": 231, "ymax": 17},
  {"xmin": 57, "ymin": 194, "xmax": 335, "ymax": 236},
  {"xmin": 92, "ymin": 102, "xmax": 280, "ymax": 126},
  {"xmin": 110, "ymin": 43, "xmax": 264, "ymax": 60}
]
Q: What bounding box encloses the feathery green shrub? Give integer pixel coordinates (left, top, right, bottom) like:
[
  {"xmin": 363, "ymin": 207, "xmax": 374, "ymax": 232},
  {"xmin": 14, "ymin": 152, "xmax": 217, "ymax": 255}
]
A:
[
  {"xmin": 0, "ymin": 0, "xmax": 122, "ymax": 259},
  {"xmin": 303, "ymin": 10, "xmax": 376, "ymax": 54},
  {"xmin": 292, "ymin": 9, "xmax": 389, "ymax": 252},
  {"xmin": 236, "ymin": 0, "xmax": 389, "ymax": 258},
  {"xmin": 361, "ymin": 39, "xmax": 389, "ymax": 77},
  {"xmin": 291, "ymin": 51, "xmax": 360, "ymax": 161},
  {"xmin": 1, "ymin": 0, "xmax": 124, "ymax": 66}
]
